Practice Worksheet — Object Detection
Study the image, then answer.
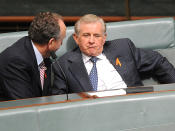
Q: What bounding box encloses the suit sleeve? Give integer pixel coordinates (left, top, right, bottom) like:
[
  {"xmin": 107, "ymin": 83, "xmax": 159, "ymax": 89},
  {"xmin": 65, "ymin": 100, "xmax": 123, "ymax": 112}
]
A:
[
  {"xmin": 1, "ymin": 57, "xmax": 35, "ymax": 100},
  {"xmin": 127, "ymin": 39, "xmax": 175, "ymax": 84}
]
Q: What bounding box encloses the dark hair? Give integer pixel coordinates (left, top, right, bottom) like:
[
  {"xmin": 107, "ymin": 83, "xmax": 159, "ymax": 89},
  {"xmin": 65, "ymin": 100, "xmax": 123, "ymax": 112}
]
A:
[{"xmin": 28, "ymin": 12, "xmax": 62, "ymax": 45}]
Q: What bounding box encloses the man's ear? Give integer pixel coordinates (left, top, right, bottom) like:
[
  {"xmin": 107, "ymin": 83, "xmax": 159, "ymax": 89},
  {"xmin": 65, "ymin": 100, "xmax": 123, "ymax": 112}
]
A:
[
  {"xmin": 48, "ymin": 38, "xmax": 55, "ymax": 47},
  {"xmin": 103, "ymin": 33, "xmax": 107, "ymax": 45},
  {"xmin": 73, "ymin": 33, "xmax": 79, "ymax": 45}
]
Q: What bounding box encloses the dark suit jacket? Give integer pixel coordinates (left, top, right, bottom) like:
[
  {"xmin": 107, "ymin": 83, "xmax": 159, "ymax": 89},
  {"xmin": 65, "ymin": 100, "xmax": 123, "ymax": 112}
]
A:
[
  {"xmin": 52, "ymin": 38, "xmax": 175, "ymax": 95},
  {"xmin": 0, "ymin": 36, "xmax": 52, "ymax": 101}
]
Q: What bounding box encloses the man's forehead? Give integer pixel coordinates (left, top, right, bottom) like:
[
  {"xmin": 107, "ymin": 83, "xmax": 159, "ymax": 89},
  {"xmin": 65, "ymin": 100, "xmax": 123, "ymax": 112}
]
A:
[{"xmin": 79, "ymin": 22, "xmax": 104, "ymax": 33}]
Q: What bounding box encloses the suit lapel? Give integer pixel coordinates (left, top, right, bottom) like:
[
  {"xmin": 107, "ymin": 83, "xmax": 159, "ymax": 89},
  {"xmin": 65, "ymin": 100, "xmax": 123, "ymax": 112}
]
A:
[
  {"xmin": 25, "ymin": 37, "xmax": 42, "ymax": 93},
  {"xmin": 103, "ymin": 42, "xmax": 127, "ymax": 82},
  {"xmin": 68, "ymin": 49, "xmax": 93, "ymax": 92}
]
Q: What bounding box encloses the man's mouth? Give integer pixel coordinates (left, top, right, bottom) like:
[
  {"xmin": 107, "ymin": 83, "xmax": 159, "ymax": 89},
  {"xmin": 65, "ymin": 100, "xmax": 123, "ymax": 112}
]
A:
[{"xmin": 88, "ymin": 46, "xmax": 96, "ymax": 48}]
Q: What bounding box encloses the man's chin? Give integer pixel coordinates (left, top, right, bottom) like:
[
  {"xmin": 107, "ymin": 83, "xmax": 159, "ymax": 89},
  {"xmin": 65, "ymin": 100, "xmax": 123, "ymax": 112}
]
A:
[
  {"xmin": 86, "ymin": 52, "xmax": 98, "ymax": 57},
  {"xmin": 86, "ymin": 48, "xmax": 102, "ymax": 56}
]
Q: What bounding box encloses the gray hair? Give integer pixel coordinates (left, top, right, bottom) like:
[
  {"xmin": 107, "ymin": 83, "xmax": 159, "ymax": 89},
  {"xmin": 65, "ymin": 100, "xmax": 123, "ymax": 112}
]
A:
[{"xmin": 74, "ymin": 14, "xmax": 106, "ymax": 35}]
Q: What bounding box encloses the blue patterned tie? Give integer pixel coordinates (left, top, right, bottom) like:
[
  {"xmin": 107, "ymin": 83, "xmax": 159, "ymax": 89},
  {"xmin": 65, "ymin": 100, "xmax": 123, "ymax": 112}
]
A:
[{"xmin": 89, "ymin": 57, "xmax": 98, "ymax": 91}]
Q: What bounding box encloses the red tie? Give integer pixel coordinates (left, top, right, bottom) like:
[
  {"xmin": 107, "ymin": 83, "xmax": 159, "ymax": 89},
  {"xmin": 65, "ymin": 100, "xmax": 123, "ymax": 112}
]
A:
[{"xmin": 39, "ymin": 61, "xmax": 47, "ymax": 89}]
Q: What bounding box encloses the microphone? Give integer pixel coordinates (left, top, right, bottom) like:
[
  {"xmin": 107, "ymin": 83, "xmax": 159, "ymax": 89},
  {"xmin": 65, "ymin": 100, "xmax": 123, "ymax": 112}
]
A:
[{"xmin": 50, "ymin": 52, "xmax": 69, "ymax": 100}]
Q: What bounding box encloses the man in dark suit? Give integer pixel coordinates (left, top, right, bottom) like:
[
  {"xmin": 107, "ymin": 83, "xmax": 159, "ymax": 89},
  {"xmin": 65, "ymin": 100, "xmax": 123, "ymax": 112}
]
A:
[
  {"xmin": 52, "ymin": 14, "xmax": 175, "ymax": 95},
  {"xmin": 0, "ymin": 12, "xmax": 66, "ymax": 100}
]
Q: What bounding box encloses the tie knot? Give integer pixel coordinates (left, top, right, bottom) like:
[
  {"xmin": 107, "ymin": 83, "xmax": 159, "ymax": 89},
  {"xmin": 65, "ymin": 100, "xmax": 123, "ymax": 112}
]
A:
[
  {"xmin": 90, "ymin": 56, "xmax": 98, "ymax": 63},
  {"xmin": 39, "ymin": 61, "xmax": 47, "ymax": 70}
]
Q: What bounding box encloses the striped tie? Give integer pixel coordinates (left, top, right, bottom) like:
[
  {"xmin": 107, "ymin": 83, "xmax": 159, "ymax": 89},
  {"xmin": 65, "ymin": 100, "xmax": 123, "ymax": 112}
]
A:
[
  {"xmin": 89, "ymin": 57, "xmax": 98, "ymax": 91},
  {"xmin": 39, "ymin": 61, "xmax": 47, "ymax": 89}
]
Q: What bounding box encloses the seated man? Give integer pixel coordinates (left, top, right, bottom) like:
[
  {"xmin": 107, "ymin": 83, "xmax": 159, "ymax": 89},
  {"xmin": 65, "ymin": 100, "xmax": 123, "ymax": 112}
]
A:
[
  {"xmin": 0, "ymin": 12, "xmax": 66, "ymax": 100},
  {"xmin": 52, "ymin": 14, "xmax": 175, "ymax": 95}
]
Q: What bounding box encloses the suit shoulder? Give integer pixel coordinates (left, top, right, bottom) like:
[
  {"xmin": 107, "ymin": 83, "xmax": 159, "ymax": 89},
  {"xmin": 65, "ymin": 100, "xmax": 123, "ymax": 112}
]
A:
[
  {"xmin": 0, "ymin": 37, "xmax": 33, "ymax": 66},
  {"xmin": 58, "ymin": 47, "xmax": 80, "ymax": 61},
  {"xmin": 0, "ymin": 36, "xmax": 29, "ymax": 55},
  {"xmin": 106, "ymin": 38, "xmax": 132, "ymax": 44},
  {"xmin": 105, "ymin": 38, "xmax": 134, "ymax": 49}
]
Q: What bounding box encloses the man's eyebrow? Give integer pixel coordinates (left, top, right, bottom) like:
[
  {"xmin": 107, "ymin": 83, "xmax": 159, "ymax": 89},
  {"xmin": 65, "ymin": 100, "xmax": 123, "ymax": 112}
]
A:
[
  {"xmin": 82, "ymin": 32, "xmax": 89, "ymax": 34},
  {"xmin": 82, "ymin": 33, "xmax": 90, "ymax": 35}
]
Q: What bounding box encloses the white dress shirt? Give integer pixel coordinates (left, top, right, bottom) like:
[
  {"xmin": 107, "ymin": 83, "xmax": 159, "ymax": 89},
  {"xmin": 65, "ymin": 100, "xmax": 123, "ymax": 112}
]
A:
[
  {"xmin": 82, "ymin": 53, "xmax": 127, "ymax": 91},
  {"xmin": 32, "ymin": 41, "xmax": 46, "ymax": 90}
]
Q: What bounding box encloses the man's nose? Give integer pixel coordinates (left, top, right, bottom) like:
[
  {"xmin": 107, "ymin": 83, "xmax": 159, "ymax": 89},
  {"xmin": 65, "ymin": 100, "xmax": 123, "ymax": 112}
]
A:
[{"xmin": 89, "ymin": 35, "xmax": 95, "ymax": 43}]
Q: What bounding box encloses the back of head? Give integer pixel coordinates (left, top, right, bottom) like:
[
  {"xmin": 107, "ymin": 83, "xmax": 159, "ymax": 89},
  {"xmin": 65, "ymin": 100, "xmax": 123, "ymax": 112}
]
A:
[
  {"xmin": 74, "ymin": 14, "xmax": 106, "ymax": 35},
  {"xmin": 28, "ymin": 12, "xmax": 62, "ymax": 45}
]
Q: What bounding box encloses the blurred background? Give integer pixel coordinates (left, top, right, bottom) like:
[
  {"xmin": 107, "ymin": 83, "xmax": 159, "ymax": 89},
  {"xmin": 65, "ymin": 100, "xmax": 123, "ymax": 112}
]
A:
[{"xmin": 0, "ymin": 0, "xmax": 175, "ymax": 33}]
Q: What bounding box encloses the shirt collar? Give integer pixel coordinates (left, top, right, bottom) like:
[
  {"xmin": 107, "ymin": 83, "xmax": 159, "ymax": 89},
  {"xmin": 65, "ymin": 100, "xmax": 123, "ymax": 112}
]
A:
[
  {"xmin": 82, "ymin": 53, "xmax": 105, "ymax": 64},
  {"xmin": 31, "ymin": 40, "xmax": 43, "ymax": 66}
]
